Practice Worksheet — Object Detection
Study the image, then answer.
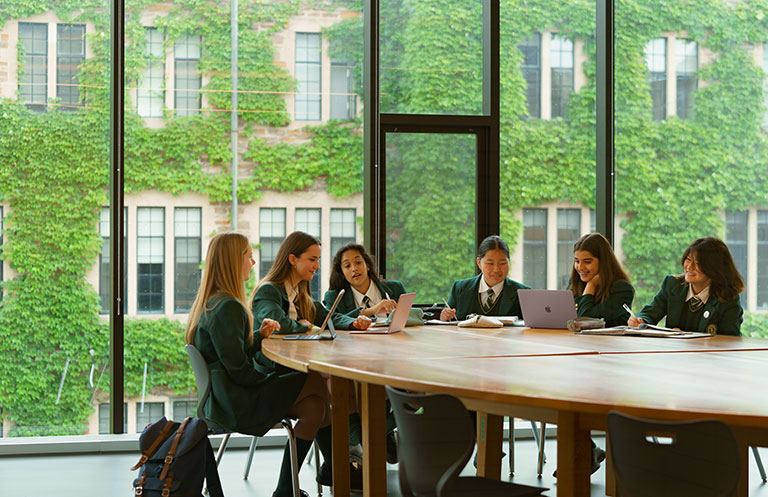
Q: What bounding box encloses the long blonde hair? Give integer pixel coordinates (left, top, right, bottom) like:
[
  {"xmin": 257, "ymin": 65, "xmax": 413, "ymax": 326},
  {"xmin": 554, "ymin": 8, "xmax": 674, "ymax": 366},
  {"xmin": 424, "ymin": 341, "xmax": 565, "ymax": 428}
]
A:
[
  {"xmin": 253, "ymin": 231, "xmax": 320, "ymax": 324},
  {"xmin": 186, "ymin": 232, "xmax": 254, "ymax": 345}
]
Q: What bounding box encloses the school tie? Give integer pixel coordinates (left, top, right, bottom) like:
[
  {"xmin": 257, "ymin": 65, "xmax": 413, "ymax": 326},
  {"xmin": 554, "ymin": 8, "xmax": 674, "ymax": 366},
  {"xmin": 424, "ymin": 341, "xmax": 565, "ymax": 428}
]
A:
[
  {"xmin": 362, "ymin": 296, "xmax": 372, "ymax": 308},
  {"xmin": 688, "ymin": 296, "xmax": 704, "ymax": 312},
  {"xmin": 482, "ymin": 288, "xmax": 495, "ymax": 313}
]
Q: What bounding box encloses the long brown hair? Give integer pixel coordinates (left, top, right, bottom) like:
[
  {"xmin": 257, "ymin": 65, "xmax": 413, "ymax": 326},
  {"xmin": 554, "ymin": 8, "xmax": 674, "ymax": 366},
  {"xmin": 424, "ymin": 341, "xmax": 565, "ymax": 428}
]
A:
[
  {"xmin": 254, "ymin": 231, "xmax": 320, "ymax": 323},
  {"xmin": 328, "ymin": 243, "xmax": 380, "ymax": 291},
  {"xmin": 677, "ymin": 237, "xmax": 744, "ymax": 302},
  {"xmin": 569, "ymin": 232, "xmax": 630, "ymax": 303},
  {"xmin": 185, "ymin": 232, "xmax": 254, "ymax": 345}
]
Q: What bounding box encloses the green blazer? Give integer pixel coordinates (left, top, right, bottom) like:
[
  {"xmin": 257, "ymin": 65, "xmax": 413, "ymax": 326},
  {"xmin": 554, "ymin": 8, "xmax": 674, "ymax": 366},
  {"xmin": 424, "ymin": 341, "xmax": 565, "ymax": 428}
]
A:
[
  {"xmin": 251, "ymin": 282, "xmax": 356, "ymax": 334},
  {"xmin": 447, "ymin": 275, "xmax": 530, "ymax": 320},
  {"xmin": 193, "ymin": 297, "xmax": 306, "ymax": 436},
  {"xmin": 575, "ymin": 280, "xmax": 635, "ymax": 327},
  {"xmin": 323, "ymin": 279, "xmax": 407, "ymax": 318},
  {"xmin": 635, "ymin": 275, "xmax": 743, "ymax": 336}
]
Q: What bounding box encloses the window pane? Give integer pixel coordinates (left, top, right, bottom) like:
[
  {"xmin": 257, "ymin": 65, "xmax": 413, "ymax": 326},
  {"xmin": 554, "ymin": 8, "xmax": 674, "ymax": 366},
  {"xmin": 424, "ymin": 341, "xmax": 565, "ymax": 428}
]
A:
[
  {"xmin": 260, "ymin": 208, "xmax": 286, "ymax": 278},
  {"xmin": 385, "ymin": 133, "xmax": 475, "ymax": 301},
  {"xmin": 174, "ymin": 208, "xmax": 201, "ymax": 313},
  {"xmin": 136, "ymin": 402, "xmax": 165, "ymax": 432},
  {"xmin": 295, "ymin": 33, "xmax": 321, "ymax": 120},
  {"xmin": 550, "ymin": 34, "xmax": 573, "ymax": 119},
  {"xmin": 295, "ymin": 208, "xmax": 321, "ymax": 297},
  {"xmin": 523, "ymin": 208, "xmax": 547, "ymax": 289},
  {"xmin": 138, "ymin": 27, "xmax": 165, "ymax": 118},
  {"xmin": 137, "ymin": 208, "xmax": 164, "ymax": 313},
  {"xmin": 330, "ymin": 208, "xmax": 356, "ymax": 256},
  {"xmin": 519, "ymin": 33, "xmax": 541, "ymax": 118},
  {"xmin": 645, "ymin": 38, "xmax": 667, "ymax": 121},
  {"xmin": 675, "ymin": 39, "xmax": 697, "ymax": 119},
  {"xmin": 725, "ymin": 211, "xmax": 748, "ymax": 307},
  {"xmin": 557, "ymin": 209, "xmax": 581, "ymax": 290},
  {"xmin": 18, "ymin": 23, "xmax": 48, "ymax": 110},
  {"xmin": 330, "ymin": 63, "xmax": 356, "ymax": 120},
  {"xmin": 175, "ymin": 35, "xmax": 201, "ymax": 116},
  {"xmin": 56, "ymin": 24, "xmax": 86, "ymax": 111},
  {"xmin": 379, "ymin": 1, "xmax": 483, "ymax": 115}
]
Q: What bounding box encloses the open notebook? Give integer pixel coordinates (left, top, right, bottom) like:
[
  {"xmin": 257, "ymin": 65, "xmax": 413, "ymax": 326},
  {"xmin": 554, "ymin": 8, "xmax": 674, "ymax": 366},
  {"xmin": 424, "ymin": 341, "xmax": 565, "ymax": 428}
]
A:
[{"xmin": 577, "ymin": 324, "xmax": 710, "ymax": 339}]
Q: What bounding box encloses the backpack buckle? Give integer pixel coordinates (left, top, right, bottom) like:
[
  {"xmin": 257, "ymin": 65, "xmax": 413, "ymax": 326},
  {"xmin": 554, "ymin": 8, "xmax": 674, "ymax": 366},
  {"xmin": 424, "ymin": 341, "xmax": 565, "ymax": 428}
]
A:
[
  {"xmin": 134, "ymin": 486, "xmax": 143, "ymax": 496},
  {"xmin": 164, "ymin": 455, "xmax": 173, "ymax": 464},
  {"xmin": 161, "ymin": 488, "xmax": 171, "ymax": 497}
]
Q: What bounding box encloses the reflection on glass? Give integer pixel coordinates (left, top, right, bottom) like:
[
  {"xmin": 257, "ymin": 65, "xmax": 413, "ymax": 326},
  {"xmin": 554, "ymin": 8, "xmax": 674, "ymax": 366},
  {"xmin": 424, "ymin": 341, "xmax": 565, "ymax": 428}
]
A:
[{"xmin": 385, "ymin": 133, "xmax": 476, "ymax": 302}]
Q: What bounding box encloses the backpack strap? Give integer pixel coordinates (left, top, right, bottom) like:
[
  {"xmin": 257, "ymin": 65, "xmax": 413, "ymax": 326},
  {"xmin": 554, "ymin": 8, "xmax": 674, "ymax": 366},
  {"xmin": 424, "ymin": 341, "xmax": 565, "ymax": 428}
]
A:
[
  {"xmin": 158, "ymin": 417, "xmax": 192, "ymax": 481},
  {"xmin": 131, "ymin": 420, "xmax": 177, "ymax": 471},
  {"xmin": 204, "ymin": 437, "xmax": 225, "ymax": 497},
  {"xmin": 161, "ymin": 471, "xmax": 174, "ymax": 497},
  {"xmin": 134, "ymin": 471, "xmax": 147, "ymax": 496}
]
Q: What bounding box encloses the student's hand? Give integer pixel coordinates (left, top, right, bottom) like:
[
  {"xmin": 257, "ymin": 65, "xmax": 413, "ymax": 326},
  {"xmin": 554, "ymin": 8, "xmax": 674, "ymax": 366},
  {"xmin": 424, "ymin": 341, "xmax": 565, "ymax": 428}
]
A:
[
  {"xmin": 352, "ymin": 315, "xmax": 372, "ymax": 330},
  {"xmin": 370, "ymin": 299, "xmax": 396, "ymax": 316},
  {"xmin": 259, "ymin": 318, "xmax": 280, "ymax": 338},
  {"xmin": 440, "ymin": 307, "xmax": 457, "ymax": 321},
  {"xmin": 584, "ymin": 274, "xmax": 601, "ymax": 295},
  {"xmin": 627, "ymin": 316, "xmax": 644, "ymax": 327},
  {"xmin": 298, "ymin": 319, "xmax": 312, "ymax": 329}
]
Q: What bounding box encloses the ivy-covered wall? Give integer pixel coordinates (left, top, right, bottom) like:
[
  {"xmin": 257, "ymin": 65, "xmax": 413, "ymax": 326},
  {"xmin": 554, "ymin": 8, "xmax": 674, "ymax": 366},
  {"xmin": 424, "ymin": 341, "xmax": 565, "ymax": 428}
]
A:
[{"xmin": 1, "ymin": 0, "xmax": 768, "ymax": 435}]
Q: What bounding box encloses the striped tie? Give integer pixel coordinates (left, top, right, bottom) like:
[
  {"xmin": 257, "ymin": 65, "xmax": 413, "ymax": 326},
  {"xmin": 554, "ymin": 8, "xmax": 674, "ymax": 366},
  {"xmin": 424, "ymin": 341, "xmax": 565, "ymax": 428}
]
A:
[
  {"xmin": 689, "ymin": 296, "xmax": 704, "ymax": 312},
  {"xmin": 362, "ymin": 296, "xmax": 372, "ymax": 308},
  {"xmin": 482, "ymin": 288, "xmax": 495, "ymax": 313}
]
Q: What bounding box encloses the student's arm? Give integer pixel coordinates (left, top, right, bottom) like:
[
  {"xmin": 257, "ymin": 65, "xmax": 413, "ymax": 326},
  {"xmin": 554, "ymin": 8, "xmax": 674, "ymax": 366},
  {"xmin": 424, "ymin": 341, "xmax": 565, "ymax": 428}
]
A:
[
  {"xmin": 324, "ymin": 289, "xmax": 361, "ymax": 319},
  {"xmin": 209, "ymin": 299, "xmax": 272, "ymax": 387},
  {"xmin": 635, "ymin": 276, "xmax": 674, "ymax": 326},
  {"xmin": 715, "ymin": 299, "xmax": 743, "ymax": 336},
  {"xmin": 314, "ymin": 301, "xmax": 357, "ymax": 330},
  {"xmin": 575, "ymin": 280, "xmax": 634, "ymax": 324},
  {"xmin": 251, "ymin": 283, "xmax": 309, "ymax": 334}
]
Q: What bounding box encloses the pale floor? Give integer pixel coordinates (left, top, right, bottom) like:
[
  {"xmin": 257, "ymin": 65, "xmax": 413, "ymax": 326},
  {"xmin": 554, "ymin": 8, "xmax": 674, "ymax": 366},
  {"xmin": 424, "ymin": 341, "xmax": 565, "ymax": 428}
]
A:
[{"xmin": 1, "ymin": 437, "xmax": 767, "ymax": 497}]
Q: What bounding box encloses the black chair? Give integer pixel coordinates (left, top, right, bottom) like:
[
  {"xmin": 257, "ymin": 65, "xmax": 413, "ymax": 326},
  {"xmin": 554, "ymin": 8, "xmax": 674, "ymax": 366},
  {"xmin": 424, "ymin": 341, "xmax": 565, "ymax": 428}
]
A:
[
  {"xmin": 607, "ymin": 411, "xmax": 740, "ymax": 497},
  {"xmin": 385, "ymin": 385, "xmax": 548, "ymax": 497},
  {"xmin": 186, "ymin": 344, "xmax": 321, "ymax": 497}
]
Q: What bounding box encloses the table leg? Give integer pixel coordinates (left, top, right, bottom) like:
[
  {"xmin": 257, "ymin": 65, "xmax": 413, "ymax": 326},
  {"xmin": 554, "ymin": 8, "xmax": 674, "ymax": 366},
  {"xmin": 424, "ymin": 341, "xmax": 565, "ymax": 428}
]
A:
[
  {"xmin": 361, "ymin": 382, "xmax": 387, "ymax": 496},
  {"xmin": 557, "ymin": 412, "xmax": 591, "ymax": 497},
  {"xmin": 476, "ymin": 412, "xmax": 503, "ymax": 480},
  {"xmin": 330, "ymin": 376, "xmax": 351, "ymax": 497}
]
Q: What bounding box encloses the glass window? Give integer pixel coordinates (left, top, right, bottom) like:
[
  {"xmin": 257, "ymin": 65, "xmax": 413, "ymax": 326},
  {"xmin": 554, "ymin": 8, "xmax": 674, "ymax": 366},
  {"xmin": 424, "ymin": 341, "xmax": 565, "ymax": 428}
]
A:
[
  {"xmin": 557, "ymin": 209, "xmax": 581, "ymax": 290},
  {"xmin": 99, "ymin": 207, "xmax": 127, "ymax": 314},
  {"xmin": 330, "ymin": 63, "xmax": 355, "ymax": 120},
  {"xmin": 18, "ymin": 22, "xmax": 48, "ymax": 111},
  {"xmin": 136, "ymin": 402, "xmax": 165, "ymax": 433},
  {"xmin": 645, "ymin": 38, "xmax": 667, "ymax": 121},
  {"xmin": 172, "ymin": 400, "xmax": 197, "ymax": 420},
  {"xmin": 519, "ymin": 33, "xmax": 541, "ymax": 118},
  {"xmin": 0, "ymin": 207, "xmax": 3, "ymax": 302},
  {"xmin": 379, "ymin": 1, "xmax": 483, "ymax": 115},
  {"xmin": 137, "ymin": 207, "xmax": 165, "ymax": 313},
  {"xmin": 174, "ymin": 34, "xmax": 201, "ymax": 116},
  {"xmin": 725, "ymin": 211, "xmax": 748, "ymax": 307},
  {"xmin": 523, "ymin": 208, "xmax": 547, "ymax": 289},
  {"xmin": 295, "ymin": 33, "xmax": 321, "ymax": 121},
  {"xmin": 758, "ymin": 211, "xmax": 768, "ymax": 310},
  {"xmin": 138, "ymin": 28, "xmax": 165, "ymax": 118},
  {"xmin": 295, "ymin": 208, "xmax": 321, "ymax": 297},
  {"xmin": 675, "ymin": 38, "xmax": 697, "ymax": 119},
  {"xmin": 330, "ymin": 208, "xmax": 356, "ymax": 257},
  {"xmin": 385, "ymin": 133, "xmax": 476, "ymax": 302},
  {"xmin": 98, "ymin": 403, "xmax": 127, "ymax": 435},
  {"xmin": 259, "ymin": 208, "xmax": 286, "ymax": 278},
  {"xmin": 550, "ymin": 34, "xmax": 573, "ymax": 119},
  {"xmin": 174, "ymin": 208, "xmax": 201, "ymax": 313},
  {"xmin": 56, "ymin": 24, "xmax": 86, "ymax": 111}
]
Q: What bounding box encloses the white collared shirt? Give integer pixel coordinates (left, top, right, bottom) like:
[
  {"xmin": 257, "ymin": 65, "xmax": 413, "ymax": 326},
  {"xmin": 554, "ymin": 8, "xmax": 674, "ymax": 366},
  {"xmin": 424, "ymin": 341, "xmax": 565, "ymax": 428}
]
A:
[
  {"xmin": 285, "ymin": 283, "xmax": 299, "ymax": 320},
  {"xmin": 478, "ymin": 277, "xmax": 504, "ymax": 307},
  {"xmin": 686, "ymin": 284, "xmax": 710, "ymax": 305},
  {"xmin": 351, "ymin": 282, "xmax": 386, "ymax": 319}
]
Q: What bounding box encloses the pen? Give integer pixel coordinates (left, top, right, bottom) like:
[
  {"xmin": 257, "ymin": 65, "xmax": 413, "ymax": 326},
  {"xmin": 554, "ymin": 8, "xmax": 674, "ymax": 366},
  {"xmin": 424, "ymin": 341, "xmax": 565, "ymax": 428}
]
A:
[
  {"xmin": 622, "ymin": 303, "xmax": 635, "ymax": 320},
  {"xmin": 385, "ymin": 292, "xmax": 391, "ymax": 300},
  {"xmin": 442, "ymin": 297, "xmax": 450, "ymax": 308}
]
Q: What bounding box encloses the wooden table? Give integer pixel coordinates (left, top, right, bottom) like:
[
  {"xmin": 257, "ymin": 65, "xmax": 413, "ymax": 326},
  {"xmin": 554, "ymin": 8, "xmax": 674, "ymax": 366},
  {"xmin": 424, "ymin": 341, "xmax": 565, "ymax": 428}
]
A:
[{"xmin": 263, "ymin": 326, "xmax": 768, "ymax": 497}]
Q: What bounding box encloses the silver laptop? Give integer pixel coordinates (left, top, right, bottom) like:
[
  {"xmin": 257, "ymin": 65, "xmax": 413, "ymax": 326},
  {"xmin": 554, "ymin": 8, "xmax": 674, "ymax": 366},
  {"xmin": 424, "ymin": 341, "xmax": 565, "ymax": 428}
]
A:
[
  {"xmin": 350, "ymin": 292, "xmax": 416, "ymax": 335},
  {"xmin": 283, "ymin": 289, "xmax": 345, "ymax": 340},
  {"xmin": 518, "ymin": 289, "xmax": 577, "ymax": 329}
]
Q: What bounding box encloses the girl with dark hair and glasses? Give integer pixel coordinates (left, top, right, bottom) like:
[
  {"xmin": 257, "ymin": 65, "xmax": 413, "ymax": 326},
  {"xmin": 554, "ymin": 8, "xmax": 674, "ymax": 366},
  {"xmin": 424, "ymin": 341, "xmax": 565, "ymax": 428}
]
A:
[
  {"xmin": 628, "ymin": 237, "xmax": 744, "ymax": 335},
  {"xmin": 441, "ymin": 235, "xmax": 529, "ymax": 321}
]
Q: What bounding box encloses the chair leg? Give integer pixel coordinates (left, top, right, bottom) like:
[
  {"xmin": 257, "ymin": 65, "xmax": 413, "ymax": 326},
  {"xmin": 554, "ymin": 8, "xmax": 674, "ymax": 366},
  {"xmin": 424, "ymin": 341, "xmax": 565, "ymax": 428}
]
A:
[
  {"xmin": 537, "ymin": 422, "xmax": 546, "ymax": 477},
  {"xmin": 314, "ymin": 442, "xmax": 323, "ymax": 496},
  {"xmin": 215, "ymin": 432, "xmax": 231, "ymax": 467},
  {"xmin": 243, "ymin": 436, "xmax": 259, "ymax": 480},
  {"xmin": 282, "ymin": 419, "xmax": 301, "ymax": 497},
  {"xmin": 508, "ymin": 417, "xmax": 515, "ymax": 475},
  {"xmin": 753, "ymin": 446, "xmax": 767, "ymax": 483}
]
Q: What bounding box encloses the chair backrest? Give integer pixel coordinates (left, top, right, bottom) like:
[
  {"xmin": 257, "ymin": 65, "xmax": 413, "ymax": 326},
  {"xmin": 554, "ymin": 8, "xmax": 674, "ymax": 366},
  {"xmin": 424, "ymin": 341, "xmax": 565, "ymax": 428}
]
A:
[
  {"xmin": 185, "ymin": 344, "xmax": 211, "ymax": 420},
  {"xmin": 607, "ymin": 411, "xmax": 740, "ymax": 497},
  {"xmin": 385, "ymin": 385, "xmax": 474, "ymax": 497}
]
